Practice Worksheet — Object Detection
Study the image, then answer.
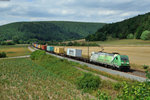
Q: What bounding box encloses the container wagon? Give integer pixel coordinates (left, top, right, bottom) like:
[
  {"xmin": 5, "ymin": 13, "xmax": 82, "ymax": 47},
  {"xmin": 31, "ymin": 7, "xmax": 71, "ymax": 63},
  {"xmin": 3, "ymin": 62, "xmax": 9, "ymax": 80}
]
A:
[
  {"xmin": 54, "ymin": 47, "xmax": 64, "ymax": 54},
  {"xmin": 36, "ymin": 44, "xmax": 38, "ymax": 48},
  {"xmin": 38, "ymin": 45, "xmax": 41, "ymax": 49},
  {"xmin": 34, "ymin": 44, "xmax": 36, "ymax": 47},
  {"xmin": 47, "ymin": 46, "xmax": 54, "ymax": 52},
  {"xmin": 67, "ymin": 48, "xmax": 82, "ymax": 57},
  {"xmin": 90, "ymin": 52, "xmax": 130, "ymax": 70},
  {"xmin": 41, "ymin": 45, "xmax": 47, "ymax": 50}
]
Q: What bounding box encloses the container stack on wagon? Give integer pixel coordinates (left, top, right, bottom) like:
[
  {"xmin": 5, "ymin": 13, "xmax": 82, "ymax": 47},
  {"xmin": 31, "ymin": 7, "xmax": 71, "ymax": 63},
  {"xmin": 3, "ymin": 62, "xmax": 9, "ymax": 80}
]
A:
[
  {"xmin": 41, "ymin": 45, "xmax": 47, "ymax": 50},
  {"xmin": 36, "ymin": 44, "xmax": 38, "ymax": 48},
  {"xmin": 38, "ymin": 45, "xmax": 41, "ymax": 49},
  {"xmin": 34, "ymin": 44, "xmax": 36, "ymax": 47},
  {"xmin": 54, "ymin": 47, "xmax": 64, "ymax": 54},
  {"xmin": 47, "ymin": 46, "xmax": 54, "ymax": 52},
  {"xmin": 67, "ymin": 48, "xmax": 82, "ymax": 57}
]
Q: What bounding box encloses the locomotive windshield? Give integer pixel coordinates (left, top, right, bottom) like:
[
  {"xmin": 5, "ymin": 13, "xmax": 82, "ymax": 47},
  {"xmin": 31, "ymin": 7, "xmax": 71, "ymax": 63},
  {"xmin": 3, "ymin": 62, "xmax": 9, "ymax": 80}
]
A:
[{"xmin": 121, "ymin": 57, "xmax": 128, "ymax": 61}]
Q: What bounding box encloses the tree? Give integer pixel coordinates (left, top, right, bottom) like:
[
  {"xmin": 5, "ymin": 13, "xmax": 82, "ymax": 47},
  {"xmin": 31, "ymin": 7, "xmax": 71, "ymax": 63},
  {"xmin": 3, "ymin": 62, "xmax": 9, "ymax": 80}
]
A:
[
  {"xmin": 12, "ymin": 36, "xmax": 20, "ymax": 44},
  {"xmin": 140, "ymin": 30, "xmax": 150, "ymax": 40},
  {"xmin": 67, "ymin": 42, "xmax": 73, "ymax": 46},
  {"xmin": 127, "ymin": 33, "xmax": 134, "ymax": 39}
]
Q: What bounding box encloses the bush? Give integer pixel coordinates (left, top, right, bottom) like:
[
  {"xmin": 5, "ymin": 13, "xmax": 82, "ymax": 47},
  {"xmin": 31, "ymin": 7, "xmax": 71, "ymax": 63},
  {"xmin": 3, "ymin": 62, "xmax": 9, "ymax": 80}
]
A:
[
  {"xmin": 107, "ymin": 35, "xmax": 114, "ymax": 41},
  {"xmin": 113, "ymin": 82, "xmax": 122, "ymax": 90},
  {"xmin": 30, "ymin": 50, "xmax": 46, "ymax": 60},
  {"xmin": 146, "ymin": 70, "xmax": 150, "ymax": 82},
  {"xmin": 127, "ymin": 34, "xmax": 134, "ymax": 39},
  {"xmin": 76, "ymin": 73, "xmax": 101, "ymax": 92},
  {"xmin": 140, "ymin": 30, "xmax": 150, "ymax": 40},
  {"xmin": 6, "ymin": 41, "xmax": 15, "ymax": 45},
  {"xmin": 0, "ymin": 41, "xmax": 15, "ymax": 45},
  {"xmin": 117, "ymin": 81, "xmax": 150, "ymax": 100},
  {"xmin": 117, "ymin": 71, "xmax": 150, "ymax": 99},
  {"xmin": 0, "ymin": 52, "xmax": 7, "ymax": 58},
  {"xmin": 97, "ymin": 90, "xmax": 111, "ymax": 100},
  {"xmin": 143, "ymin": 65, "xmax": 149, "ymax": 69}
]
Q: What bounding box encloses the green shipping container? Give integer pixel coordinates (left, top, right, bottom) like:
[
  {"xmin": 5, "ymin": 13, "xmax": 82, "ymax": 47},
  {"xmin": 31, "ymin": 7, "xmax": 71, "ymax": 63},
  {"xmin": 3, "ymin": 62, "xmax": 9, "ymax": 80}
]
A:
[{"xmin": 47, "ymin": 46, "xmax": 54, "ymax": 52}]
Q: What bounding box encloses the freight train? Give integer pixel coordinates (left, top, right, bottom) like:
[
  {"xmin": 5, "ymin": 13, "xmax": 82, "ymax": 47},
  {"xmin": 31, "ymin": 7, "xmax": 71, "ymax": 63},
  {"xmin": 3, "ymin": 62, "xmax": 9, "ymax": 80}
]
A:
[{"xmin": 33, "ymin": 43, "xmax": 130, "ymax": 71}]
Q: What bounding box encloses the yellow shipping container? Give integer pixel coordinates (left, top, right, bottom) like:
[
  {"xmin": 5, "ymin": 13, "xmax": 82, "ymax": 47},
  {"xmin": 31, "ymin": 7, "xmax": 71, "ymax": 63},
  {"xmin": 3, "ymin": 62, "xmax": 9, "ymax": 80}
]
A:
[
  {"xmin": 54, "ymin": 47, "xmax": 64, "ymax": 54},
  {"xmin": 40, "ymin": 45, "xmax": 42, "ymax": 48},
  {"xmin": 38, "ymin": 45, "xmax": 41, "ymax": 49}
]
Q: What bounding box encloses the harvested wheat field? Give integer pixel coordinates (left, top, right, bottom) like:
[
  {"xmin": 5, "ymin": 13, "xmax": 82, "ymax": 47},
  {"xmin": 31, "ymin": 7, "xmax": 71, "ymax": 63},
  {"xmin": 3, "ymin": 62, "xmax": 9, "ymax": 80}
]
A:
[
  {"xmin": 0, "ymin": 45, "xmax": 30, "ymax": 57},
  {"xmin": 55, "ymin": 46, "xmax": 150, "ymax": 70}
]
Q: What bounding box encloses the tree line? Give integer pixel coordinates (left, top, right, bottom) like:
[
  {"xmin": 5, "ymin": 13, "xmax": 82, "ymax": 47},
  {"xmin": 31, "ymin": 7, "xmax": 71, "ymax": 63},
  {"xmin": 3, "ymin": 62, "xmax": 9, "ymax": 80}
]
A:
[
  {"xmin": 86, "ymin": 12, "xmax": 150, "ymax": 41},
  {"xmin": 0, "ymin": 21, "xmax": 105, "ymax": 42}
]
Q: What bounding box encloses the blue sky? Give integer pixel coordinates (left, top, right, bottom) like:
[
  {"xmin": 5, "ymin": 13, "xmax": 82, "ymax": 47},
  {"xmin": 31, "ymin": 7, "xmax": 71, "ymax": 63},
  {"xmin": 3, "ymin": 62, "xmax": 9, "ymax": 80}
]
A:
[{"xmin": 0, "ymin": 0, "xmax": 150, "ymax": 25}]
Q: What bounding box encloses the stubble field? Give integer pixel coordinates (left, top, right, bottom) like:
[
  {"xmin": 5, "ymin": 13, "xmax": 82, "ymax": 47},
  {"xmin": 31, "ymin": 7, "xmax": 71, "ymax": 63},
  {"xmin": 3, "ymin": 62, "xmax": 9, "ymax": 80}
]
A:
[{"xmin": 0, "ymin": 45, "xmax": 30, "ymax": 57}]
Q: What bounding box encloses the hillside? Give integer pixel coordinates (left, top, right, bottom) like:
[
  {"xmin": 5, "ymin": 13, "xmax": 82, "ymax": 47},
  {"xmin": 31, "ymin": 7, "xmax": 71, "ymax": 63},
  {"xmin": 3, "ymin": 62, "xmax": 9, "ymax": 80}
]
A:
[
  {"xmin": 0, "ymin": 21, "xmax": 105, "ymax": 41},
  {"xmin": 86, "ymin": 12, "xmax": 150, "ymax": 41}
]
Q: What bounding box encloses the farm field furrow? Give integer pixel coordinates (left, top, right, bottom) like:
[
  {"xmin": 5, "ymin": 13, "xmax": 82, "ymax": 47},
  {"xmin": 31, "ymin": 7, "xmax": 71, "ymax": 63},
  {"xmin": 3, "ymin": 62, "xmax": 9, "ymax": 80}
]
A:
[{"xmin": 0, "ymin": 58, "xmax": 91, "ymax": 100}]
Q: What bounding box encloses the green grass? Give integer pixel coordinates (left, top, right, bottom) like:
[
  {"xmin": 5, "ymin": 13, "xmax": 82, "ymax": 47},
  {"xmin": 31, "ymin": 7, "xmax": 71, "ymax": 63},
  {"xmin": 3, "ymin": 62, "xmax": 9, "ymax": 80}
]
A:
[
  {"xmin": 0, "ymin": 44, "xmax": 30, "ymax": 57},
  {"xmin": 34, "ymin": 55, "xmax": 84, "ymax": 84},
  {"xmin": 0, "ymin": 58, "xmax": 91, "ymax": 100},
  {"xmin": 32, "ymin": 54, "xmax": 127, "ymax": 98},
  {"xmin": 71, "ymin": 63, "xmax": 135, "ymax": 82}
]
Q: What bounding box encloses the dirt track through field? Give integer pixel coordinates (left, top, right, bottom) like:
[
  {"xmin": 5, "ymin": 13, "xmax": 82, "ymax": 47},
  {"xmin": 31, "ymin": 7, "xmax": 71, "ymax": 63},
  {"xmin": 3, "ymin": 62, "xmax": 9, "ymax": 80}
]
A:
[{"xmin": 0, "ymin": 55, "xmax": 30, "ymax": 60}]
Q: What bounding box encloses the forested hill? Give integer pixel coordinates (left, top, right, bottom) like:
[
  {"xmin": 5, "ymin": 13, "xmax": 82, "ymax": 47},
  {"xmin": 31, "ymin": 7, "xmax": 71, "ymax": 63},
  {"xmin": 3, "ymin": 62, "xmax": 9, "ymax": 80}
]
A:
[
  {"xmin": 86, "ymin": 12, "xmax": 150, "ymax": 41},
  {"xmin": 0, "ymin": 21, "xmax": 105, "ymax": 41}
]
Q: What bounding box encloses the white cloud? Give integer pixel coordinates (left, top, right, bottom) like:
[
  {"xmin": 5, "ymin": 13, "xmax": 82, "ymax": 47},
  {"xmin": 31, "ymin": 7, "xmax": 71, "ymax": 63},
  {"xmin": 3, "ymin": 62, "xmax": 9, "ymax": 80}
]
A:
[{"xmin": 0, "ymin": 0, "xmax": 150, "ymax": 25}]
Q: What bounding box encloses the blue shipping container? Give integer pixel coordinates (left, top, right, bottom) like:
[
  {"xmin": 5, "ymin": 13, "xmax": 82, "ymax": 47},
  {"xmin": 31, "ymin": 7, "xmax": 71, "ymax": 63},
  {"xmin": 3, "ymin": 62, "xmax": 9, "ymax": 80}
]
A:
[
  {"xmin": 47, "ymin": 46, "xmax": 54, "ymax": 51},
  {"xmin": 36, "ymin": 44, "xmax": 38, "ymax": 48}
]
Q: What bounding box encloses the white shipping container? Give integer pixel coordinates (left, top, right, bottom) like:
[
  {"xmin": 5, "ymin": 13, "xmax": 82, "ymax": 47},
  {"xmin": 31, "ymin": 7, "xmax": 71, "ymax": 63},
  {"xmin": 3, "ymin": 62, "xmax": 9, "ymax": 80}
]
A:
[{"xmin": 67, "ymin": 48, "xmax": 82, "ymax": 57}]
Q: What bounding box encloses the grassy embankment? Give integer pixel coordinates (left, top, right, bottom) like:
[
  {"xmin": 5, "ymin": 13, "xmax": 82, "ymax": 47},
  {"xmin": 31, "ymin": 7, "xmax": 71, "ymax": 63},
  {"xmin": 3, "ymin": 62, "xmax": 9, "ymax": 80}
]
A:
[
  {"xmin": 0, "ymin": 44, "xmax": 31, "ymax": 57},
  {"xmin": 57, "ymin": 39, "xmax": 150, "ymax": 71}
]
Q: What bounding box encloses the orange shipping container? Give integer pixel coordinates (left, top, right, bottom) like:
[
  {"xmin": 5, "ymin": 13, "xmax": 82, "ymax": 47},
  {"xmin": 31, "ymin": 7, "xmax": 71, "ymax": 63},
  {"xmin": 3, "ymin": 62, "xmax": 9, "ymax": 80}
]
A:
[{"xmin": 34, "ymin": 44, "xmax": 36, "ymax": 47}]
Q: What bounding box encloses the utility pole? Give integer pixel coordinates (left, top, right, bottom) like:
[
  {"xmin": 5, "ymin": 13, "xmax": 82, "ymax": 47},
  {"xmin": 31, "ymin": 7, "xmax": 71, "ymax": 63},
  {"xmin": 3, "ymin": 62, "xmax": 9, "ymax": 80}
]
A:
[
  {"xmin": 87, "ymin": 40, "xmax": 89, "ymax": 60},
  {"xmin": 99, "ymin": 44, "xmax": 104, "ymax": 52}
]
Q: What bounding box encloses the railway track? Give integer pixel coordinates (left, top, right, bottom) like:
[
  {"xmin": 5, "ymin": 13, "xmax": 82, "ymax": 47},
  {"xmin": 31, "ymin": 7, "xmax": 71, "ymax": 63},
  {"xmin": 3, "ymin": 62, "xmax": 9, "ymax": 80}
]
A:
[
  {"xmin": 127, "ymin": 69, "xmax": 146, "ymax": 78},
  {"xmin": 29, "ymin": 46, "xmax": 148, "ymax": 82}
]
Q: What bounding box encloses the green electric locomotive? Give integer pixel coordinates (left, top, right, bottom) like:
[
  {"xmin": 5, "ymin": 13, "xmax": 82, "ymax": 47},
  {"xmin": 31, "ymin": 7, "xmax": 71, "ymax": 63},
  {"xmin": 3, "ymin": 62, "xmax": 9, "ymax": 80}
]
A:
[{"xmin": 90, "ymin": 52, "xmax": 130, "ymax": 70}]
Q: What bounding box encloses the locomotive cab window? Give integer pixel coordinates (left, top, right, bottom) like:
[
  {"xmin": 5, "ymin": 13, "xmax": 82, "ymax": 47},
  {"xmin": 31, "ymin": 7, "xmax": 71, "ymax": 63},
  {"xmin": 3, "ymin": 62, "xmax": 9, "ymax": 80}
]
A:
[
  {"xmin": 116, "ymin": 57, "xmax": 118, "ymax": 60},
  {"xmin": 121, "ymin": 57, "xmax": 128, "ymax": 61}
]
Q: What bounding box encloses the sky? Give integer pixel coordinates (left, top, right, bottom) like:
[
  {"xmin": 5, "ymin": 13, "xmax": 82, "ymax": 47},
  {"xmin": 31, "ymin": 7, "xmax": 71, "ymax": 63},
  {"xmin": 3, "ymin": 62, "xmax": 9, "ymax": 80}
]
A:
[{"xmin": 0, "ymin": 0, "xmax": 150, "ymax": 25}]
